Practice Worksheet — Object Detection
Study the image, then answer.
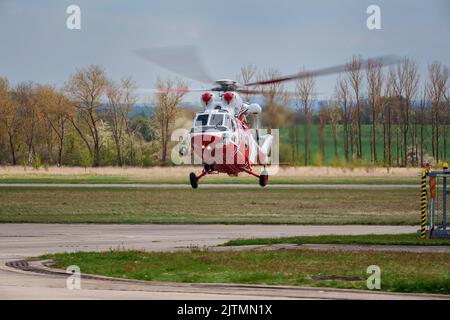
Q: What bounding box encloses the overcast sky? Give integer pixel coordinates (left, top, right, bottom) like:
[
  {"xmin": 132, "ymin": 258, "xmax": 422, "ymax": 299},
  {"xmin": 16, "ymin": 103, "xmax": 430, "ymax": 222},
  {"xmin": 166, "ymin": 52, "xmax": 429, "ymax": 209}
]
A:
[{"xmin": 0, "ymin": 0, "xmax": 449, "ymax": 102}]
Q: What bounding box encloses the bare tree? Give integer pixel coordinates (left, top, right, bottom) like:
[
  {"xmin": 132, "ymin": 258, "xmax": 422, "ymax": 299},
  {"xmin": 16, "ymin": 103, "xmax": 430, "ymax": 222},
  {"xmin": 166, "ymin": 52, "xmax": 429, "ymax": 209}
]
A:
[
  {"xmin": 417, "ymin": 85, "xmax": 428, "ymax": 167},
  {"xmin": 237, "ymin": 64, "xmax": 257, "ymax": 102},
  {"xmin": 14, "ymin": 82, "xmax": 39, "ymax": 164},
  {"xmin": 257, "ymin": 68, "xmax": 291, "ymax": 130},
  {"xmin": 328, "ymin": 102, "xmax": 341, "ymax": 160},
  {"xmin": 347, "ymin": 55, "xmax": 363, "ymax": 159},
  {"xmin": 381, "ymin": 70, "xmax": 396, "ymax": 167},
  {"xmin": 335, "ymin": 76, "xmax": 350, "ymax": 161},
  {"xmin": 152, "ymin": 78, "xmax": 187, "ymax": 165},
  {"xmin": 105, "ymin": 77, "xmax": 137, "ymax": 166},
  {"xmin": 391, "ymin": 58, "xmax": 419, "ymax": 166},
  {"xmin": 65, "ymin": 65, "xmax": 108, "ymax": 166},
  {"xmin": 318, "ymin": 103, "xmax": 328, "ymax": 163},
  {"xmin": 445, "ymin": 88, "xmax": 450, "ymax": 160},
  {"xmin": 296, "ymin": 71, "xmax": 316, "ymax": 166},
  {"xmin": 366, "ymin": 59, "xmax": 383, "ymax": 164},
  {"xmin": 427, "ymin": 62, "xmax": 449, "ymax": 162},
  {"xmin": 0, "ymin": 78, "xmax": 21, "ymax": 165},
  {"xmin": 36, "ymin": 85, "xmax": 72, "ymax": 167},
  {"xmin": 105, "ymin": 81, "xmax": 124, "ymax": 166},
  {"xmin": 120, "ymin": 78, "xmax": 138, "ymax": 165}
]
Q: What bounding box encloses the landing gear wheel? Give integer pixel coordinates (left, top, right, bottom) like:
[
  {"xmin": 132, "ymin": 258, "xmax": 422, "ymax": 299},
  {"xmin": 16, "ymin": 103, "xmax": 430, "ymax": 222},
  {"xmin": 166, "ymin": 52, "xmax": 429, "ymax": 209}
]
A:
[
  {"xmin": 189, "ymin": 172, "xmax": 198, "ymax": 189},
  {"xmin": 259, "ymin": 170, "xmax": 269, "ymax": 187}
]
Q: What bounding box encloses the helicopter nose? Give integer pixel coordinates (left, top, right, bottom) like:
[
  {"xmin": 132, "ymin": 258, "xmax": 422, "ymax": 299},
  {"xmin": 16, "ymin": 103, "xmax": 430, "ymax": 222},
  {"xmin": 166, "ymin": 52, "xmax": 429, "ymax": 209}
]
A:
[
  {"xmin": 202, "ymin": 135, "xmax": 219, "ymax": 149},
  {"xmin": 191, "ymin": 134, "xmax": 220, "ymax": 152}
]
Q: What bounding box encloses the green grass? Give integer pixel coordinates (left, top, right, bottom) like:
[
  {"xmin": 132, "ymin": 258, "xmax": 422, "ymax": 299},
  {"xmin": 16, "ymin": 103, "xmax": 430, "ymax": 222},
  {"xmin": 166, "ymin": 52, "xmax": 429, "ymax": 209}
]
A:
[
  {"xmin": 42, "ymin": 249, "xmax": 450, "ymax": 295},
  {"xmin": 280, "ymin": 124, "xmax": 450, "ymax": 165},
  {"xmin": 224, "ymin": 233, "xmax": 450, "ymax": 246},
  {"xmin": 0, "ymin": 176, "xmax": 417, "ymax": 185},
  {"xmin": 0, "ymin": 186, "xmax": 419, "ymax": 224}
]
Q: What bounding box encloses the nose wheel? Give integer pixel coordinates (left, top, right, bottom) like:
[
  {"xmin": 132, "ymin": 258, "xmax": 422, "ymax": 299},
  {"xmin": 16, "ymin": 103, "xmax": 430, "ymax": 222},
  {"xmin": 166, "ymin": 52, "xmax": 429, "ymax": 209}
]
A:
[{"xmin": 259, "ymin": 170, "xmax": 269, "ymax": 187}]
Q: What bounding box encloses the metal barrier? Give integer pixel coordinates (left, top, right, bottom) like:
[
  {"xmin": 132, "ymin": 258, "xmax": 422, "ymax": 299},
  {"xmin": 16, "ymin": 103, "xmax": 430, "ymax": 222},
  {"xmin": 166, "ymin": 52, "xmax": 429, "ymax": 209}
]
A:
[{"xmin": 419, "ymin": 163, "xmax": 449, "ymax": 239}]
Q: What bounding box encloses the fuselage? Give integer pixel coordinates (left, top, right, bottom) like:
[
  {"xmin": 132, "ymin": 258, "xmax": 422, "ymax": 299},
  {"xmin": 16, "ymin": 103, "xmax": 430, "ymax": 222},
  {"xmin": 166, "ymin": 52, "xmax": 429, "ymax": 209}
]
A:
[{"xmin": 189, "ymin": 91, "xmax": 257, "ymax": 175}]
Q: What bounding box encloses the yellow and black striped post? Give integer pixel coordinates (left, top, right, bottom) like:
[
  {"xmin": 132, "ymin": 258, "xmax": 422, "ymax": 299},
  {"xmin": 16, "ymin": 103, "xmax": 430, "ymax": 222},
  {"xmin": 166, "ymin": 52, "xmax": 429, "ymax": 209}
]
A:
[{"xmin": 420, "ymin": 170, "xmax": 427, "ymax": 239}]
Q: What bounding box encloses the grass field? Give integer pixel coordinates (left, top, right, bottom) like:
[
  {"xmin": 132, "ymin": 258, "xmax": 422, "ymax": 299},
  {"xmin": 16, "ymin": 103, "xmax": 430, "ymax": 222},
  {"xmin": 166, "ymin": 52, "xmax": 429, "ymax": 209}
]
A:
[
  {"xmin": 280, "ymin": 124, "xmax": 450, "ymax": 165},
  {"xmin": 0, "ymin": 186, "xmax": 419, "ymax": 224},
  {"xmin": 43, "ymin": 249, "xmax": 450, "ymax": 294},
  {"xmin": 224, "ymin": 233, "xmax": 450, "ymax": 246},
  {"xmin": 0, "ymin": 166, "xmax": 420, "ymax": 184}
]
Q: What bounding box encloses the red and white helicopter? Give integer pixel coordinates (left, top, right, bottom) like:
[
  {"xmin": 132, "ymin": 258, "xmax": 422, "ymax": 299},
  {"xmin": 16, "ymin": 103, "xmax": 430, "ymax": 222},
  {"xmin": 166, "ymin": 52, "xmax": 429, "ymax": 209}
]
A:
[
  {"xmin": 184, "ymin": 79, "xmax": 273, "ymax": 188},
  {"xmin": 135, "ymin": 46, "xmax": 399, "ymax": 189}
]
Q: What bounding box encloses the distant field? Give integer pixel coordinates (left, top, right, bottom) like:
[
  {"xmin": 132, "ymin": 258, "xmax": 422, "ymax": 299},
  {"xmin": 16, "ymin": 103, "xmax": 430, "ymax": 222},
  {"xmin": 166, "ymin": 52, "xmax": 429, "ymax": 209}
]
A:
[
  {"xmin": 43, "ymin": 249, "xmax": 450, "ymax": 294},
  {"xmin": 280, "ymin": 124, "xmax": 450, "ymax": 165},
  {"xmin": 0, "ymin": 186, "xmax": 419, "ymax": 224},
  {"xmin": 0, "ymin": 166, "xmax": 420, "ymax": 184}
]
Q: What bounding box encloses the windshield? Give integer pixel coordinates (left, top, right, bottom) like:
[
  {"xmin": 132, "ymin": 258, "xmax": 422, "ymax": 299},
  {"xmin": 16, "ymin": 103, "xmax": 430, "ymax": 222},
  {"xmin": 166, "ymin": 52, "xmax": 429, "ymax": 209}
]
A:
[
  {"xmin": 209, "ymin": 114, "xmax": 224, "ymax": 126},
  {"xmin": 195, "ymin": 114, "xmax": 209, "ymax": 126}
]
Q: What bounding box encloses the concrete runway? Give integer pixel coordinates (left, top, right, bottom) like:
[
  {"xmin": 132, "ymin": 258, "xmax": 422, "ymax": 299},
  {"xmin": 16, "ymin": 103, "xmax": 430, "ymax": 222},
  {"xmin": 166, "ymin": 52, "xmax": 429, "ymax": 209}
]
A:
[{"xmin": 0, "ymin": 223, "xmax": 447, "ymax": 300}]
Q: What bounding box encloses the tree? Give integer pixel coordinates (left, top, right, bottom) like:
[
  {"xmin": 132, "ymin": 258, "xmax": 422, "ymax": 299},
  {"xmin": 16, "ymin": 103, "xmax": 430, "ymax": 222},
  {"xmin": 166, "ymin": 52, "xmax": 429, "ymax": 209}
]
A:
[
  {"xmin": 257, "ymin": 68, "xmax": 291, "ymax": 130},
  {"xmin": 417, "ymin": 86, "xmax": 428, "ymax": 167},
  {"xmin": 65, "ymin": 65, "xmax": 108, "ymax": 166},
  {"xmin": 318, "ymin": 103, "xmax": 328, "ymax": 162},
  {"xmin": 105, "ymin": 77, "xmax": 137, "ymax": 166},
  {"xmin": 237, "ymin": 64, "xmax": 257, "ymax": 103},
  {"xmin": 120, "ymin": 78, "xmax": 138, "ymax": 165},
  {"xmin": 391, "ymin": 58, "xmax": 419, "ymax": 166},
  {"xmin": 426, "ymin": 62, "xmax": 449, "ymax": 162},
  {"xmin": 335, "ymin": 76, "xmax": 350, "ymax": 161},
  {"xmin": 445, "ymin": 88, "xmax": 450, "ymax": 160},
  {"xmin": 296, "ymin": 71, "xmax": 316, "ymax": 166},
  {"xmin": 152, "ymin": 78, "xmax": 187, "ymax": 165},
  {"xmin": 366, "ymin": 59, "xmax": 383, "ymax": 164},
  {"xmin": 0, "ymin": 78, "xmax": 21, "ymax": 165},
  {"xmin": 36, "ymin": 85, "xmax": 72, "ymax": 166},
  {"xmin": 328, "ymin": 102, "xmax": 341, "ymax": 159},
  {"xmin": 381, "ymin": 71, "xmax": 396, "ymax": 167},
  {"xmin": 14, "ymin": 82, "xmax": 39, "ymax": 164},
  {"xmin": 347, "ymin": 55, "xmax": 363, "ymax": 159}
]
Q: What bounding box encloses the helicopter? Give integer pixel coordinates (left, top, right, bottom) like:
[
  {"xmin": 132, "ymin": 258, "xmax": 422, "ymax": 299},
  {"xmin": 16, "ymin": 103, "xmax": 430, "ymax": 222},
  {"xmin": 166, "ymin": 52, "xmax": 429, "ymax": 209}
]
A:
[{"xmin": 135, "ymin": 46, "xmax": 400, "ymax": 189}]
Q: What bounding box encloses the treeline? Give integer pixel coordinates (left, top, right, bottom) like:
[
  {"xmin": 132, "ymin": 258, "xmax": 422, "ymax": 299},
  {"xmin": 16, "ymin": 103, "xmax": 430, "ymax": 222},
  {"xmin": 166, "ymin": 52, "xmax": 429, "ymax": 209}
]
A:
[
  {"xmin": 0, "ymin": 58, "xmax": 448, "ymax": 168},
  {"xmin": 0, "ymin": 65, "xmax": 187, "ymax": 167},
  {"xmin": 240, "ymin": 57, "xmax": 449, "ymax": 167}
]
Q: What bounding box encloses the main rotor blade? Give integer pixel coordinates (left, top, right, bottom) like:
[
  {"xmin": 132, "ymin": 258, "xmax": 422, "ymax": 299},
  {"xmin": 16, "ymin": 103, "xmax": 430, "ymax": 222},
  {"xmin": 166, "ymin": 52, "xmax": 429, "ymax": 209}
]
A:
[
  {"xmin": 133, "ymin": 45, "xmax": 215, "ymax": 84},
  {"xmin": 157, "ymin": 88, "xmax": 212, "ymax": 93},
  {"xmin": 244, "ymin": 55, "xmax": 401, "ymax": 87},
  {"xmin": 142, "ymin": 87, "xmax": 213, "ymax": 93},
  {"xmin": 236, "ymin": 88, "xmax": 297, "ymax": 96}
]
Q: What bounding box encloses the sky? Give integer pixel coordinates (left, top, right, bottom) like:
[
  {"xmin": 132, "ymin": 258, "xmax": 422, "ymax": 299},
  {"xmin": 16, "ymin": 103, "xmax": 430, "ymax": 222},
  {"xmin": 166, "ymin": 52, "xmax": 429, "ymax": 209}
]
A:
[{"xmin": 0, "ymin": 0, "xmax": 449, "ymax": 102}]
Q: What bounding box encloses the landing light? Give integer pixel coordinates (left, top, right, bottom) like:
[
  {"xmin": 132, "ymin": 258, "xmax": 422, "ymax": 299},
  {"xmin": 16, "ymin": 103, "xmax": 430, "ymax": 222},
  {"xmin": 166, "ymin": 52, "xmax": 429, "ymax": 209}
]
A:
[
  {"xmin": 202, "ymin": 92, "xmax": 213, "ymax": 104},
  {"xmin": 223, "ymin": 92, "xmax": 233, "ymax": 104}
]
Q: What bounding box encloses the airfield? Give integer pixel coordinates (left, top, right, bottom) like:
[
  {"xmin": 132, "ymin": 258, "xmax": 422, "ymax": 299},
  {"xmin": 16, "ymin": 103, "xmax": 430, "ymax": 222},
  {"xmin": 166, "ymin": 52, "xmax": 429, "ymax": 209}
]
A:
[
  {"xmin": 3, "ymin": 223, "xmax": 450, "ymax": 300},
  {"xmin": 0, "ymin": 167, "xmax": 449, "ymax": 299}
]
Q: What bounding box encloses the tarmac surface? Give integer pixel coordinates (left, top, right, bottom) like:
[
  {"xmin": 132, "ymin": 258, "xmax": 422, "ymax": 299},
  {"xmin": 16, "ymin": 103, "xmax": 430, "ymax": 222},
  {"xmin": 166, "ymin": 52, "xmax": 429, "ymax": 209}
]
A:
[{"xmin": 2, "ymin": 223, "xmax": 449, "ymax": 300}]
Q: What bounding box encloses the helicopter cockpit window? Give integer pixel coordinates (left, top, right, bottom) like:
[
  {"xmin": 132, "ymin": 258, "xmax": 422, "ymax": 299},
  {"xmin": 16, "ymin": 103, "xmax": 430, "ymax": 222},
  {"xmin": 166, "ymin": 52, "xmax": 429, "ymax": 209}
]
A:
[
  {"xmin": 195, "ymin": 114, "xmax": 209, "ymax": 127},
  {"xmin": 209, "ymin": 114, "xmax": 224, "ymax": 127}
]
